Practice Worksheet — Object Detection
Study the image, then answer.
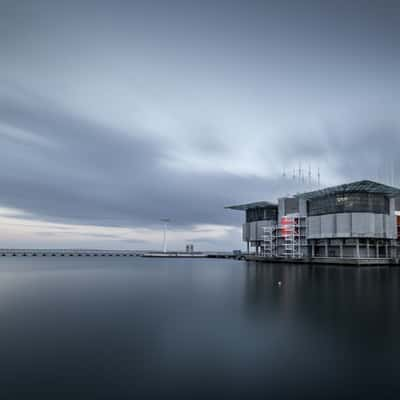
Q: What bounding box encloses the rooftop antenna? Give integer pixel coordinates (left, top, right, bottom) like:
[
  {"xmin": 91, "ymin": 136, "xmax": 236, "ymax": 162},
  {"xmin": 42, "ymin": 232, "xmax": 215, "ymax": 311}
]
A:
[
  {"xmin": 391, "ymin": 160, "xmax": 395, "ymax": 186},
  {"xmin": 298, "ymin": 162, "xmax": 302, "ymax": 184},
  {"xmin": 160, "ymin": 218, "xmax": 170, "ymax": 253}
]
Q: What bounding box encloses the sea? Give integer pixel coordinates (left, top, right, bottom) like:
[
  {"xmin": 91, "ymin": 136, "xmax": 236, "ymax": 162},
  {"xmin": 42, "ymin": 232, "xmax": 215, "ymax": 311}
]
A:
[{"xmin": 1, "ymin": 256, "xmax": 400, "ymax": 399}]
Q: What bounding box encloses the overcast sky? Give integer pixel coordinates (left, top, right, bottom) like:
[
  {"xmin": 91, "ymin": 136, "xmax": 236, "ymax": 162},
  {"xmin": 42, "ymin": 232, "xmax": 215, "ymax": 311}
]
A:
[{"xmin": 1, "ymin": 0, "xmax": 399, "ymax": 250}]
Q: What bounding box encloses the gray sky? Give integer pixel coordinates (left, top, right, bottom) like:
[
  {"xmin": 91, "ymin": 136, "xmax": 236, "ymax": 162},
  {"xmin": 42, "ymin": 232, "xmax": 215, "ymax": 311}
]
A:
[{"xmin": 1, "ymin": 0, "xmax": 399, "ymax": 250}]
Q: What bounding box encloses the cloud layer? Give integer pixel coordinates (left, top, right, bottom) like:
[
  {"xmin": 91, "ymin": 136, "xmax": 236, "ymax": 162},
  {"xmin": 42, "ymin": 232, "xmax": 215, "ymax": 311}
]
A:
[{"xmin": 1, "ymin": 0, "xmax": 400, "ymax": 249}]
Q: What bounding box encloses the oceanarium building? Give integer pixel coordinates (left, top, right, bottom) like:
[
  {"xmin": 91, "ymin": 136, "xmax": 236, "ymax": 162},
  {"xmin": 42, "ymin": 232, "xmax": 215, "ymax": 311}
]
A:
[{"xmin": 226, "ymin": 180, "xmax": 400, "ymax": 262}]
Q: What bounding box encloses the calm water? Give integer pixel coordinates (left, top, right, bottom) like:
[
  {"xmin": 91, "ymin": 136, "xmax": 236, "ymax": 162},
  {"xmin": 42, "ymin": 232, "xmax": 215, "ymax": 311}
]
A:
[{"xmin": 1, "ymin": 257, "xmax": 400, "ymax": 399}]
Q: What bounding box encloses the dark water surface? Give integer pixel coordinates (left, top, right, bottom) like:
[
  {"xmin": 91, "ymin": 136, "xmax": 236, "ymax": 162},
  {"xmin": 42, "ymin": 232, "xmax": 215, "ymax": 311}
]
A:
[{"xmin": 1, "ymin": 257, "xmax": 400, "ymax": 399}]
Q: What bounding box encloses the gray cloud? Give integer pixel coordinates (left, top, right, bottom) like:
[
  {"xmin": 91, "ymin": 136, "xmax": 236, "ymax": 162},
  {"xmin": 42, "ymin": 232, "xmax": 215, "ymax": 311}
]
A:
[
  {"xmin": 0, "ymin": 88, "xmax": 299, "ymax": 230},
  {"xmin": 1, "ymin": 86, "xmax": 399, "ymax": 236}
]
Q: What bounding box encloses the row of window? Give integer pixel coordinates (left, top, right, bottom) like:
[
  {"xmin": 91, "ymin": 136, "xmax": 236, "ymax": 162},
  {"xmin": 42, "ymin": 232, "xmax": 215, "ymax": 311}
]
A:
[
  {"xmin": 308, "ymin": 193, "xmax": 389, "ymax": 216},
  {"xmin": 246, "ymin": 207, "xmax": 278, "ymax": 222},
  {"xmin": 244, "ymin": 193, "xmax": 390, "ymax": 221}
]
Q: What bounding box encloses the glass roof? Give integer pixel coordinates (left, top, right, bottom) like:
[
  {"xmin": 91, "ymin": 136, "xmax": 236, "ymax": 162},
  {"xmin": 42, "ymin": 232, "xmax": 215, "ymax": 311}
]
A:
[
  {"xmin": 298, "ymin": 180, "xmax": 400, "ymax": 200},
  {"xmin": 224, "ymin": 201, "xmax": 277, "ymax": 211}
]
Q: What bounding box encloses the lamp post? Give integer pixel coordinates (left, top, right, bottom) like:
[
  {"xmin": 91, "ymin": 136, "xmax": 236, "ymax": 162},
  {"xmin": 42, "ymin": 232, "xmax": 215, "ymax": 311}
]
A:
[{"xmin": 160, "ymin": 218, "xmax": 170, "ymax": 253}]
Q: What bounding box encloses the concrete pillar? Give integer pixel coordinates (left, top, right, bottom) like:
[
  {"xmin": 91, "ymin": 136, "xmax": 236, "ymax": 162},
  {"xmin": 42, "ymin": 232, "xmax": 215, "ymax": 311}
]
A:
[
  {"xmin": 385, "ymin": 242, "xmax": 389, "ymax": 258},
  {"xmin": 356, "ymin": 238, "xmax": 360, "ymax": 259},
  {"xmin": 311, "ymin": 240, "xmax": 315, "ymax": 258},
  {"xmin": 376, "ymin": 241, "xmax": 379, "ymax": 259},
  {"xmin": 325, "ymin": 240, "xmax": 328, "ymax": 257},
  {"xmin": 339, "ymin": 239, "xmax": 344, "ymax": 258},
  {"xmin": 366, "ymin": 239, "xmax": 370, "ymax": 258}
]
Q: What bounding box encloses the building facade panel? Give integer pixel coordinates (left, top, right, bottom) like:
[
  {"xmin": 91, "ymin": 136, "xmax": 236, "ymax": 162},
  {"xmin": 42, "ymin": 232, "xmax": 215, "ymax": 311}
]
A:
[
  {"xmin": 384, "ymin": 215, "xmax": 397, "ymax": 239},
  {"xmin": 321, "ymin": 214, "xmax": 336, "ymax": 238},
  {"xmin": 242, "ymin": 223, "xmax": 250, "ymax": 242},
  {"xmin": 336, "ymin": 213, "xmax": 352, "ymax": 237},
  {"xmin": 352, "ymin": 213, "xmax": 375, "ymax": 237},
  {"xmin": 307, "ymin": 216, "xmax": 321, "ymax": 238},
  {"xmin": 299, "ymin": 198, "xmax": 308, "ymax": 216},
  {"xmin": 249, "ymin": 221, "xmax": 257, "ymax": 241},
  {"xmin": 374, "ymin": 214, "xmax": 384, "ymax": 237}
]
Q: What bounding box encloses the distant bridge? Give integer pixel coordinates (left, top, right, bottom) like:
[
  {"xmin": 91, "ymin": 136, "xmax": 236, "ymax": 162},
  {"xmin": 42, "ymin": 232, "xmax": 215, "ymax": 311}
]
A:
[{"xmin": 0, "ymin": 249, "xmax": 237, "ymax": 259}]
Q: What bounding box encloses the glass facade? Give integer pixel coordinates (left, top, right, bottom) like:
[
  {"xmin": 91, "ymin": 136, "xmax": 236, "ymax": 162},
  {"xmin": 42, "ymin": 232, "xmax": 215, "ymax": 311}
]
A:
[
  {"xmin": 308, "ymin": 192, "xmax": 389, "ymax": 216},
  {"xmin": 246, "ymin": 207, "xmax": 278, "ymax": 222}
]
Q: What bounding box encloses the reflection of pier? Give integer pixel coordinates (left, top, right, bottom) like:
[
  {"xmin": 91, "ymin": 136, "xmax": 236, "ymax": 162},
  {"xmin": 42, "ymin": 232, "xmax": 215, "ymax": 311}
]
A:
[{"xmin": 244, "ymin": 255, "xmax": 394, "ymax": 266}]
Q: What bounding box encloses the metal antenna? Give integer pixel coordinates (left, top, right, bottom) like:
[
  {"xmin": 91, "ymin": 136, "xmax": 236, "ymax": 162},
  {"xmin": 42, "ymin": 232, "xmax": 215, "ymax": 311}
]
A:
[
  {"xmin": 160, "ymin": 218, "xmax": 170, "ymax": 253},
  {"xmin": 298, "ymin": 162, "xmax": 301, "ymax": 183},
  {"xmin": 392, "ymin": 160, "xmax": 395, "ymax": 186}
]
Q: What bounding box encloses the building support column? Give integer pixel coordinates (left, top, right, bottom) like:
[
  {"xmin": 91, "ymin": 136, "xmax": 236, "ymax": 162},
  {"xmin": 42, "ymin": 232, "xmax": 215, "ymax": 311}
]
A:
[
  {"xmin": 339, "ymin": 239, "xmax": 344, "ymax": 258},
  {"xmin": 376, "ymin": 241, "xmax": 379, "ymax": 259},
  {"xmin": 325, "ymin": 240, "xmax": 328, "ymax": 257},
  {"xmin": 356, "ymin": 238, "xmax": 360, "ymax": 259},
  {"xmin": 385, "ymin": 242, "xmax": 389, "ymax": 258},
  {"xmin": 311, "ymin": 240, "xmax": 315, "ymax": 258},
  {"xmin": 247, "ymin": 241, "xmax": 250, "ymax": 255},
  {"xmin": 366, "ymin": 239, "xmax": 370, "ymax": 258}
]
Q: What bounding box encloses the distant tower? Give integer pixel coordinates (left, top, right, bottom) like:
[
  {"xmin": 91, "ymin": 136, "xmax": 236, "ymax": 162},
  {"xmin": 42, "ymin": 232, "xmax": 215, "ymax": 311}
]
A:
[
  {"xmin": 308, "ymin": 164, "xmax": 312, "ymax": 185},
  {"xmin": 317, "ymin": 168, "xmax": 321, "ymax": 187},
  {"xmin": 160, "ymin": 218, "xmax": 170, "ymax": 253}
]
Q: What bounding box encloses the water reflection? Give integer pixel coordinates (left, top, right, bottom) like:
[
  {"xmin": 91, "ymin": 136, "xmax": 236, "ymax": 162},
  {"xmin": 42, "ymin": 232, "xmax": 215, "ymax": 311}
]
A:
[
  {"xmin": 245, "ymin": 261, "xmax": 400, "ymax": 324},
  {"xmin": 1, "ymin": 257, "xmax": 400, "ymax": 399},
  {"xmin": 244, "ymin": 261, "xmax": 400, "ymax": 397}
]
